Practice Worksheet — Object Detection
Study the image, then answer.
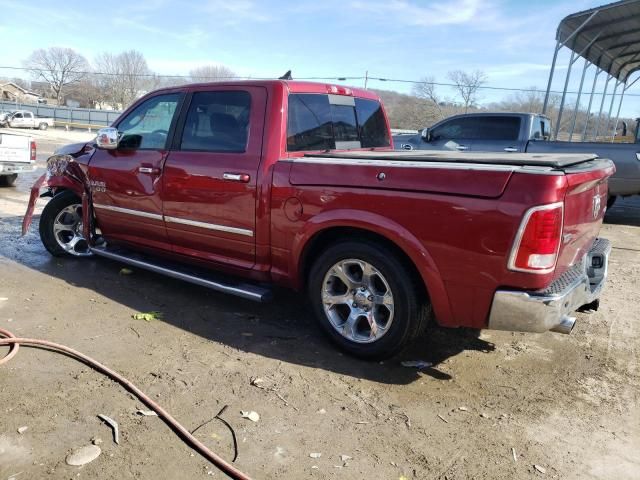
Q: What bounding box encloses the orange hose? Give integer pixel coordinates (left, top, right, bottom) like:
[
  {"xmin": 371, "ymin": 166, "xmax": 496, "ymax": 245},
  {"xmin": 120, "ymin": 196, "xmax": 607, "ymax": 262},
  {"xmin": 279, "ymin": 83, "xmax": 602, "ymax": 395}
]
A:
[{"xmin": 0, "ymin": 327, "xmax": 252, "ymax": 480}]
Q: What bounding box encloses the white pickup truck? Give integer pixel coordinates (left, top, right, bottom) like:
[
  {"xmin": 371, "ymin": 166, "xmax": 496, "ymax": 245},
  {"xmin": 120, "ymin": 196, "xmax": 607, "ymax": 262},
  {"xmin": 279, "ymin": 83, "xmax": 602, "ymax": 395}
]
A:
[
  {"xmin": 1, "ymin": 110, "xmax": 54, "ymax": 130},
  {"xmin": 0, "ymin": 132, "xmax": 36, "ymax": 186}
]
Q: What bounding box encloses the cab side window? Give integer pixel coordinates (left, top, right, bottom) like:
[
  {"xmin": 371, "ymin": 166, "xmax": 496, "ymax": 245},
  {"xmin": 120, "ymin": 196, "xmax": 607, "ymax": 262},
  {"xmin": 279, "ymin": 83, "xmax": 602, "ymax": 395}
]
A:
[
  {"xmin": 180, "ymin": 91, "xmax": 251, "ymax": 153},
  {"xmin": 430, "ymin": 118, "xmax": 472, "ymax": 141},
  {"xmin": 117, "ymin": 93, "xmax": 180, "ymax": 150}
]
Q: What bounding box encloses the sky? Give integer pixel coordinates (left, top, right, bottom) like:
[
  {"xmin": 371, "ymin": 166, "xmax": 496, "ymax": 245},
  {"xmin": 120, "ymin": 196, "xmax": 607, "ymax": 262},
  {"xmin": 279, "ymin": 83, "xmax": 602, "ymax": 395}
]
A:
[{"xmin": 2, "ymin": 0, "xmax": 639, "ymax": 117}]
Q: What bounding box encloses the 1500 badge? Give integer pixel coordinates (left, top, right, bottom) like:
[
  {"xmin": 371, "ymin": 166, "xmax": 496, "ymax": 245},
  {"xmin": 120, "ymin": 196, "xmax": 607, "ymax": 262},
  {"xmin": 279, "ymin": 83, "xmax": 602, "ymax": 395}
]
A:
[{"xmin": 89, "ymin": 180, "xmax": 106, "ymax": 193}]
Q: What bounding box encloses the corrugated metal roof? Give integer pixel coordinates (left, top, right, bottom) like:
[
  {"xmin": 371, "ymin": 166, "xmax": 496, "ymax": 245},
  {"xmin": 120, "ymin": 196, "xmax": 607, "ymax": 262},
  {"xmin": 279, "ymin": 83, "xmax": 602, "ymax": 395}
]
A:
[{"xmin": 558, "ymin": 0, "xmax": 640, "ymax": 81}]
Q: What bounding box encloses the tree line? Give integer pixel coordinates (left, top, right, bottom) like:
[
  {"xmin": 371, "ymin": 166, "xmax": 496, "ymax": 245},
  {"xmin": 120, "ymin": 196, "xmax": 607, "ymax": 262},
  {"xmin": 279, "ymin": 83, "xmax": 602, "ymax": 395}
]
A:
[
  {"xmin": 15, "ymin": 46, "xmax": 634, "ymax": 140},
  {"xmin": 21, "ymin": 47, "xmax": 236, "ymax": 109}
]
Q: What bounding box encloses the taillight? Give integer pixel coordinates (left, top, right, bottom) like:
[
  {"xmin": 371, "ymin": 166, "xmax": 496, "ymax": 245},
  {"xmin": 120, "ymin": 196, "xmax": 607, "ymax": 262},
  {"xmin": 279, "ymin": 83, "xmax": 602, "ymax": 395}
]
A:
[
  {"xmin": 508, "ymin": 202, "xmax": 564, "ymax": 274},
  {"xmin": 30, "ymin": 140, "xmax": 36, "ymax": 161}
]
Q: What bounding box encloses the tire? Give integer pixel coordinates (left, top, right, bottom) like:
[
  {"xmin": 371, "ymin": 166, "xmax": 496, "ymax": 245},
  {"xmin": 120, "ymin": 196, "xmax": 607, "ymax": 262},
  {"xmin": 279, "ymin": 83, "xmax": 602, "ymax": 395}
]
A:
[
  {"xmin": 39, "ymin": 122, "xmax": 48, "ymax": 130},
  {"xmin": 0, "ymin": 174, "xmax": 17, "ymax": 187},
  {"xmin": 308, "ymin": 240, "xmax": 430, "ymax": 360},
  {"xmin": 39, "ymin": 190, "xmax": 92, "ymax": 257},
  {"xmin": 607, "ymin": 196, "xmax": 617, "ymax": 209}
]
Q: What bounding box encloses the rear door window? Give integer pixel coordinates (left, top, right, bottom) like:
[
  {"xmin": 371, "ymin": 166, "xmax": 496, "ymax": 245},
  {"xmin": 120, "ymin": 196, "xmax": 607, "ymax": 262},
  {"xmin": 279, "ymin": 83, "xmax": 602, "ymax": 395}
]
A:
[
  {"xmin": 180, "ymin": 91, "xmax": 251, "ymax": 152},
  {"xmin": 468, "ymin": 116, "xmax": 521, "ymax": 141},
  {"xmin": 287, "ymin": 93, "xmax": 390, "ymax": 151}
]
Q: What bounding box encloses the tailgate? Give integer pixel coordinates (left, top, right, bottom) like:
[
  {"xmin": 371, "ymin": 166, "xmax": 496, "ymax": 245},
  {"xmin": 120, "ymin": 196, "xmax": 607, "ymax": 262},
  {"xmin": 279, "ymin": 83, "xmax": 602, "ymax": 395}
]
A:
[
  {"xmin": 555, "ymin": 158, "xmax": 615, "ymax": 277},
  {"xmin": 0, "ymin": 134, "xmax": 31, "ymax": 163}
]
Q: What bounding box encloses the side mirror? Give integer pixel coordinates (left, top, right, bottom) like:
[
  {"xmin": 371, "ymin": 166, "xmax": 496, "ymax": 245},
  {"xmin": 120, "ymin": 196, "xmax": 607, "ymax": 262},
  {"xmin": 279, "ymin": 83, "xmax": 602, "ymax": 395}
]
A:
[
  {"xmin": 421, "ymin": 128, "xmax": 431, "ymax": 142},
  {"xmin": 96, "ymin": 127, "xmax": 119, "ymax": 150}
]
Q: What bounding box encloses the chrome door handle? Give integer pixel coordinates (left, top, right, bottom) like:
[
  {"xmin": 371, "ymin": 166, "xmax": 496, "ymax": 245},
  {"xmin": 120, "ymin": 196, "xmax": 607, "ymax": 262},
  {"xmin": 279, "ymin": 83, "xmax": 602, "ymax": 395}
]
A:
[
  {"xmin": 138, "ymin": 166, "xmax": 161, "ymax": 174},
  {"xmin": 504, "ymin": 147, "xmax": 518, "ymax": 152},
  {"xmin": 456, "ymin": 145, "xmax": 468, "ymax": 151},
  {"xmin": 223, "ymin": 172, "xmax": 250, "ymax": 183}
]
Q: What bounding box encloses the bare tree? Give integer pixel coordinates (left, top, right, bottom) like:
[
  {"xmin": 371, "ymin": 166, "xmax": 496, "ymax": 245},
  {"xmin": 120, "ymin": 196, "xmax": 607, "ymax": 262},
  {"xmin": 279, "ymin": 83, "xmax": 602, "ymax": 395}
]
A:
[
  {"xmin": 447, "ymin": 70, "xmax": 487, "ymax": 113},
  {"xmin": 189, "ymin": 65, "xmax": 236, "ymax": 83},
  {"xmin": 24, "ymin": 47, "xmax": 89, "ymax": 104},
  {"xmin": 94, "ymin": 50, "xmax": 153, "ymax": 108},
  {"xmin": 412, "ymin": 76, "xmax": 445, "ymax": 119}
]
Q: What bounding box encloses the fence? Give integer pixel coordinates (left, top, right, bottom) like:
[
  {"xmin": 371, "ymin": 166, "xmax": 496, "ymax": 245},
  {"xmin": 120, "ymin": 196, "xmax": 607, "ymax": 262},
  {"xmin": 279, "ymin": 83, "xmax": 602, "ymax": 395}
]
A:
[{"xmin": 0, "ymin": 100, "xmax": 122, "ymax": 128}]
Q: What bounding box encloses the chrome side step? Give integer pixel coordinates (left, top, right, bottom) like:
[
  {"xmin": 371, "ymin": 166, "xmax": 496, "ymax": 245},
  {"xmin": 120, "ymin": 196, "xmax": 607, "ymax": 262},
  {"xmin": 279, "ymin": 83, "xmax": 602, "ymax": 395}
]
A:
[{"xmin": 91, "ymin": 245, "xmax": 272, "ymax": 302}]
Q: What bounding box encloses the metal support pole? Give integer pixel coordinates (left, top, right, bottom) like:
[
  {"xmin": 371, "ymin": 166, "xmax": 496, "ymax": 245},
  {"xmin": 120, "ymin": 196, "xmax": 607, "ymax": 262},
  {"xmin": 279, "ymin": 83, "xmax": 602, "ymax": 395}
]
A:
[
  {"xmin": 594, "ymin": 75, "xmax": 612, "ymax": 140},
  {"xmin": 554, "ymin": 50, "xmax": 576, "ymax": 140},
  {"xmin": 569, "ymin": 59, "xmax": 591, "ymax": 141},
  {"xmin": 611, "ymin": 84, "xmax": 626, "ymax": 142},
  {"xmin": 582, "ymin": 68, "xmax": 602, "ymax": 141},
  {"xmin": 542, "ymin": 42, "xmax": 560, "ymax": 115},
  {"xmin": 603, "ymin": 80, "xmax": 620, "ymax": 138}
]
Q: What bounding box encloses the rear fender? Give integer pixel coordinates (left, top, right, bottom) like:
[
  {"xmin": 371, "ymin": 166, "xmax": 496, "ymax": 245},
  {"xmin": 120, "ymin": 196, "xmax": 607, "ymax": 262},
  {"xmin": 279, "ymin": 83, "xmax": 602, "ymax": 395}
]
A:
[
  {"xmin": 21, "ymin": 154, "xmax": 90, "ymax": 236},
  {"xmin": 291, "ymin": 209, "xmax": 454, "ymax": 326}
]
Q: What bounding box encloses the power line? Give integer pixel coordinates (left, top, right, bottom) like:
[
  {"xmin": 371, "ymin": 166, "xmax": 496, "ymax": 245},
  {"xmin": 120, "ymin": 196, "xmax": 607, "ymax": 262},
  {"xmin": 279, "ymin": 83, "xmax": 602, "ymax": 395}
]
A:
[{"xmin": 2, "ymin": 64, "xmax": 639, "ymax": 97}]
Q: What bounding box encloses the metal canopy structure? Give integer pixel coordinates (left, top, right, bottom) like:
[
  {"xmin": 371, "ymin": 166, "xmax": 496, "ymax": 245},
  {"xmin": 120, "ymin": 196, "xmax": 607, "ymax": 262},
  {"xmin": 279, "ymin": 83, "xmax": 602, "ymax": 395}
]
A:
[{"xmin": 542, "ymin": 0, "xmax": 640, "ymax": 141}]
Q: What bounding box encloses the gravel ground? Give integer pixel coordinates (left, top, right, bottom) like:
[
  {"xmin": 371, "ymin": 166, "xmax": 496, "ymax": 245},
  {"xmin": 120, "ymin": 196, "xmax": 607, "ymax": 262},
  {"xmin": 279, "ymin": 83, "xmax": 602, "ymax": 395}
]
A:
[{"xmin": 0, "ymin": 133, "xmax": 639, "ymax": 479}]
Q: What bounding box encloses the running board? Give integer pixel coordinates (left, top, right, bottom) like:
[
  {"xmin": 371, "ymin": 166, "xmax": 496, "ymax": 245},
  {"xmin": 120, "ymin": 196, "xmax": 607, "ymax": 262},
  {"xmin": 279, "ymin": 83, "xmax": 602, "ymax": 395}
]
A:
[{"xmin": 90, "ymin": 245, "xmax": 272, "ymax": 302}]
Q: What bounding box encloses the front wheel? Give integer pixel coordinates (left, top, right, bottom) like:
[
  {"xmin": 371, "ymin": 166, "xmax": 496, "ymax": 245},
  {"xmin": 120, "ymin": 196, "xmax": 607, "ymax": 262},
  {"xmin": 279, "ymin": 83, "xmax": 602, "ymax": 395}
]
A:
[
  {"xmin": 308, "ymin": 241, "xmax": 430, "ymax": 359},
  {"xmin": 0, "ymin": 174, "xmax": 17, "ymax": 187},
  {"xmin": 39, "ymin": 190, "xmax": 92, "ymax": 257}
]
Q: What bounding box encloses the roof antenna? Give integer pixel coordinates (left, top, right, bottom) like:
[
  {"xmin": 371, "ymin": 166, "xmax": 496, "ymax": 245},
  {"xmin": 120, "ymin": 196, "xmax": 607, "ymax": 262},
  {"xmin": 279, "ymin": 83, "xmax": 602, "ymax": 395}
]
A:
[{"xmin": 279, "ymin": 70, "xmax": 292, "ymax": 80}]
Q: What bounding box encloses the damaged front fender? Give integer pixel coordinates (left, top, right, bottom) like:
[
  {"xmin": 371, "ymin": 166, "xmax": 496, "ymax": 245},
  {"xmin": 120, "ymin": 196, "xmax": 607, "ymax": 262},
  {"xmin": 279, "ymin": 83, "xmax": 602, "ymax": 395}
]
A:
[{"xmin": 21, "ymin": 154, "xmax": 91, "ymax": 236}]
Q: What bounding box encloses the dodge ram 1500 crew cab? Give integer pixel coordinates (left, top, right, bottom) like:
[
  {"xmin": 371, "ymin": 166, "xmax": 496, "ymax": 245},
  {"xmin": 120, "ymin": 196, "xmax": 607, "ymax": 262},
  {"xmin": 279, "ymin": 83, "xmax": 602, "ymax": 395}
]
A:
[
  {"xmin": 22, "ymin": 81, "xmax": 614, "ymax": 359},
  {"xmin": 393, "ymin": 112, "xmax": 638, "ymax": 206}
]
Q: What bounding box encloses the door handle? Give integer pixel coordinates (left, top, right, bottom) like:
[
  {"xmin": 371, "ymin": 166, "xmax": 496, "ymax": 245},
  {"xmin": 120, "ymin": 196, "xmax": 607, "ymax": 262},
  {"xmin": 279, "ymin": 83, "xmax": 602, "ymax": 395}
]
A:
[
  {"xmin": 138, "ymin": 166, "xmax": 161, "ymax": 174},
  {"xmin": 456, "ymin": 145, "xmax": 468, "ymax": 151},
  {"xmin": 223, "ymin": 172, "xmax": 250, "ymax": 183},
  {"xmin": 504, "ymin": 147, "xmax": 518, "ymax": 152}
]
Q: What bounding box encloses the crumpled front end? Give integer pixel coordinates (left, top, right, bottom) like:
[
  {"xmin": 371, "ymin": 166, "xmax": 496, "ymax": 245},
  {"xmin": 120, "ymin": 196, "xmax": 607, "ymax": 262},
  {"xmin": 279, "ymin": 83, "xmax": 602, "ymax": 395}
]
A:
[{"xmin": 21, "ymin": 151, "xmax": 92, "ymax": 236}]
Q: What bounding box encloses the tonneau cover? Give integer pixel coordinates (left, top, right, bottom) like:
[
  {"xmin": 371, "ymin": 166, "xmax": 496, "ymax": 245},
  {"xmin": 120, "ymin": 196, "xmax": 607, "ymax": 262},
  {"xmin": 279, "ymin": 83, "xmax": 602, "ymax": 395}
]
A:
[{"xmin": 306, "ymin": 150, "xmax": 598, "ymax": 168}]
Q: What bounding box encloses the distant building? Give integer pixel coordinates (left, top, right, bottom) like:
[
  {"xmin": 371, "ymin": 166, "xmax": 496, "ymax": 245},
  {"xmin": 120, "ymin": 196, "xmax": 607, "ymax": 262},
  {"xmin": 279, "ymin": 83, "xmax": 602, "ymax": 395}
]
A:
[{"xmin": 0, "ymin": 82, "xmax": 41, "ymax": 103}]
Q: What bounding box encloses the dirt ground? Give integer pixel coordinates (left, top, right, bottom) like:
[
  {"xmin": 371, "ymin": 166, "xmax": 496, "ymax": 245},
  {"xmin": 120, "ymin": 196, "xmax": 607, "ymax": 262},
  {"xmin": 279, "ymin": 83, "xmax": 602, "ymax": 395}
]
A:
[{"xmin": 1, "ymin": 128, "xmax": 639, "ymax": 479}]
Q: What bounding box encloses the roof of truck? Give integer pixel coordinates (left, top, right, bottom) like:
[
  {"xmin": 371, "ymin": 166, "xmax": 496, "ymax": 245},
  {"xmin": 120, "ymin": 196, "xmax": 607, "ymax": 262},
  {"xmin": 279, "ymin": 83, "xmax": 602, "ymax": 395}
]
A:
[{"xmin": 154, "ymin": 79, "xmax": 380, "ymax": 101}]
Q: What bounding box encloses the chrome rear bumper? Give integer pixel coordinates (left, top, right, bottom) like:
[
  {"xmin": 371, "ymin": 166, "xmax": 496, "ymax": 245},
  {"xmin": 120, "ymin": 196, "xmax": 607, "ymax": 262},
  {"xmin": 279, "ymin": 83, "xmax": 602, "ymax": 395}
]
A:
[{"xmin": 488, "ymin": 238, "xmax": 611, "ymax": 334}]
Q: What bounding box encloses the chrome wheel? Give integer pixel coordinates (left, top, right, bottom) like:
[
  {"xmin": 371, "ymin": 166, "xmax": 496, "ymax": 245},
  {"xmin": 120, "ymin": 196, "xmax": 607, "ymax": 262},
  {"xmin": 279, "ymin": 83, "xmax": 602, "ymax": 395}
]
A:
[
  {"xmin": 52, "ymin": 204, "xmax": 91, "ymax": 256},
  {"xmin": 321, "ymin": 259, "xmax": 395, "ymax": 343}
]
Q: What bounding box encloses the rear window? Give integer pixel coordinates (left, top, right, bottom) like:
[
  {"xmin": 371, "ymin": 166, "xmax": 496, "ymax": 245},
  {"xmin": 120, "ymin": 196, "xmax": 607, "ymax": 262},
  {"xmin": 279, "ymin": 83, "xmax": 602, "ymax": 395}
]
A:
[
  {"xmin": 467, "ymin": 116, "xmax": 521, "ymax": 141},
  {"xmin": 287, "ymin": 94, "xmax": 389, "ymax": 151}
]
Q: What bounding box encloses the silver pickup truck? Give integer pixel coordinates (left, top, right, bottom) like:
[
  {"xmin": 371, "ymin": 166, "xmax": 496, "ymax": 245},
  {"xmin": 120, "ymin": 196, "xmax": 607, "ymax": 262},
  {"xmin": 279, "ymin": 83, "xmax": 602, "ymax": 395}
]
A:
[
  {"xmin": 0, "ymin": 132, "xmax": 36, "ymax": 186},
  {"xmin": 1, "ymin": 110, "xmax": 54, "ymax": 130},
  {"xmin": 393, "ymin": 112, "xmax": 640, "ymax": 206}
]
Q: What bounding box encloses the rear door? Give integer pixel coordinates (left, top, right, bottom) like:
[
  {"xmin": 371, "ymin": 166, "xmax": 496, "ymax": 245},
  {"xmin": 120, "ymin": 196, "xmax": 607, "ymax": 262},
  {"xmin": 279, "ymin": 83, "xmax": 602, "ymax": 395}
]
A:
[
  {"xmin": 88, "ymin": 91, "xmax": 183, "ymax": 251},
  {"xmin": 161, "ymin": 86, "xmax": 267, "ymax": 270},
  {"xmin": 470, "ymin": 115, "xmax": 523, "ymax": 153}
]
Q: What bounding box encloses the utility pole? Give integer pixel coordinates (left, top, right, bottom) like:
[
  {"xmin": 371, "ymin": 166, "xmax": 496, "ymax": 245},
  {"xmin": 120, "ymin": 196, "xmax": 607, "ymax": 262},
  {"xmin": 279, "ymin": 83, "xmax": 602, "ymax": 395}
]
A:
[{"xmin": 364, "ymin": 71, "xmax": 368, "ymax": 89}]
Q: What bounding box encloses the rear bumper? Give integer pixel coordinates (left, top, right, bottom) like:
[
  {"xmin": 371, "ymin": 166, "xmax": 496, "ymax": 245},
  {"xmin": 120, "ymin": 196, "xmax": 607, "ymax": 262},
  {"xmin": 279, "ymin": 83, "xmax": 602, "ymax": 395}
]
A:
[
  {"xmin": 0, "ymin": 162, "xmax": 36, "ymax": 175},
  {"xmin": 488, "ymin": 238, "xmax": 611, "ymax": 334}
]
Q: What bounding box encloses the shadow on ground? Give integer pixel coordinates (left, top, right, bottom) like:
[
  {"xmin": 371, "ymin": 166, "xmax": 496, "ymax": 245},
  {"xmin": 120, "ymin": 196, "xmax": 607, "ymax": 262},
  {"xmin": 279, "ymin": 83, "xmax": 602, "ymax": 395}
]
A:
[{"xmin": 0, "ymin": 213, "xmax": 495, "ymax": 386}]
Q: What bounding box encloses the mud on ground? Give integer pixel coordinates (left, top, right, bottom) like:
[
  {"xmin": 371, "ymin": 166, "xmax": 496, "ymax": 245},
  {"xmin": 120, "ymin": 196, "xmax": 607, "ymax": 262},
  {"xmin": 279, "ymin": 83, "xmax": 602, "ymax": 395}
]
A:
[{"xmin": 1, "ymin": 137, "xmax": 639, "ymax": 479}]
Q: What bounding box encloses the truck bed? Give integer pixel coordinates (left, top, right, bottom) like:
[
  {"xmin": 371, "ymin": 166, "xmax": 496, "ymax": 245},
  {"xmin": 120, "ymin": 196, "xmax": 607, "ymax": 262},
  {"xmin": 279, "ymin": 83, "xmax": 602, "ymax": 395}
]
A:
[{"xmin": 308, "ymin": 150, "xmax": 598, "ymax": 168}]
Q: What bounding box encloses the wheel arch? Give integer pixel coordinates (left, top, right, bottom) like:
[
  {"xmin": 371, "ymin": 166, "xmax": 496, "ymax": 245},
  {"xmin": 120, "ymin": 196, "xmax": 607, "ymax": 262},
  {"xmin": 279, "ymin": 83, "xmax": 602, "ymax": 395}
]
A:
[{"xmin": 292, "ymin": 211, "xmax": 452, "ymax": 325}]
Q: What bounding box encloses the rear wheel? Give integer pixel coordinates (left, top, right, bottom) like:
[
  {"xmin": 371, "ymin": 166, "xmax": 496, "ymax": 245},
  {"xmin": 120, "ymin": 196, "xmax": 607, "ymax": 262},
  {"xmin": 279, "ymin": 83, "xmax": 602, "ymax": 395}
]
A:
[
  {"xmin": 39, "ymin": 190, "xmax": 92, "ymax": 257},
  {"xmin": 308, "ymin": 240, "xmax": 430, "ymax": 359},
  {"xmin": 0, "ymin": 174, "xmax": 17, "ymax": 187},
  {"xmin": 39, "ymin": 122, "xmax": 48, "ymax": 130}
]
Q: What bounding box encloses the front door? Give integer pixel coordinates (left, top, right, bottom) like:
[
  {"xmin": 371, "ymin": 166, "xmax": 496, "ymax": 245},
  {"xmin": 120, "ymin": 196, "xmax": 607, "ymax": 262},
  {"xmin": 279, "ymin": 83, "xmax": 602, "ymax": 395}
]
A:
[
  {"xmin": 427, "ymin": 116, "xmax": 475, "ymax": 152},
  {"xmin": 162, "ymin": 87, "xmax": 267, "ymax": 270},
  {"xmin": 88, "ymin": 91, "xmax": 183, "ymax": 251}
]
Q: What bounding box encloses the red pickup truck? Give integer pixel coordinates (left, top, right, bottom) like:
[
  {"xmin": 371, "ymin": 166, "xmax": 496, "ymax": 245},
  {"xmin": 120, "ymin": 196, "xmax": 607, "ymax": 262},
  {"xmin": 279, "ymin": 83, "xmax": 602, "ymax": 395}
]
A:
[{"xmin": 22, "ymin": 80, "xmax": 614, "ymax": 359}]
